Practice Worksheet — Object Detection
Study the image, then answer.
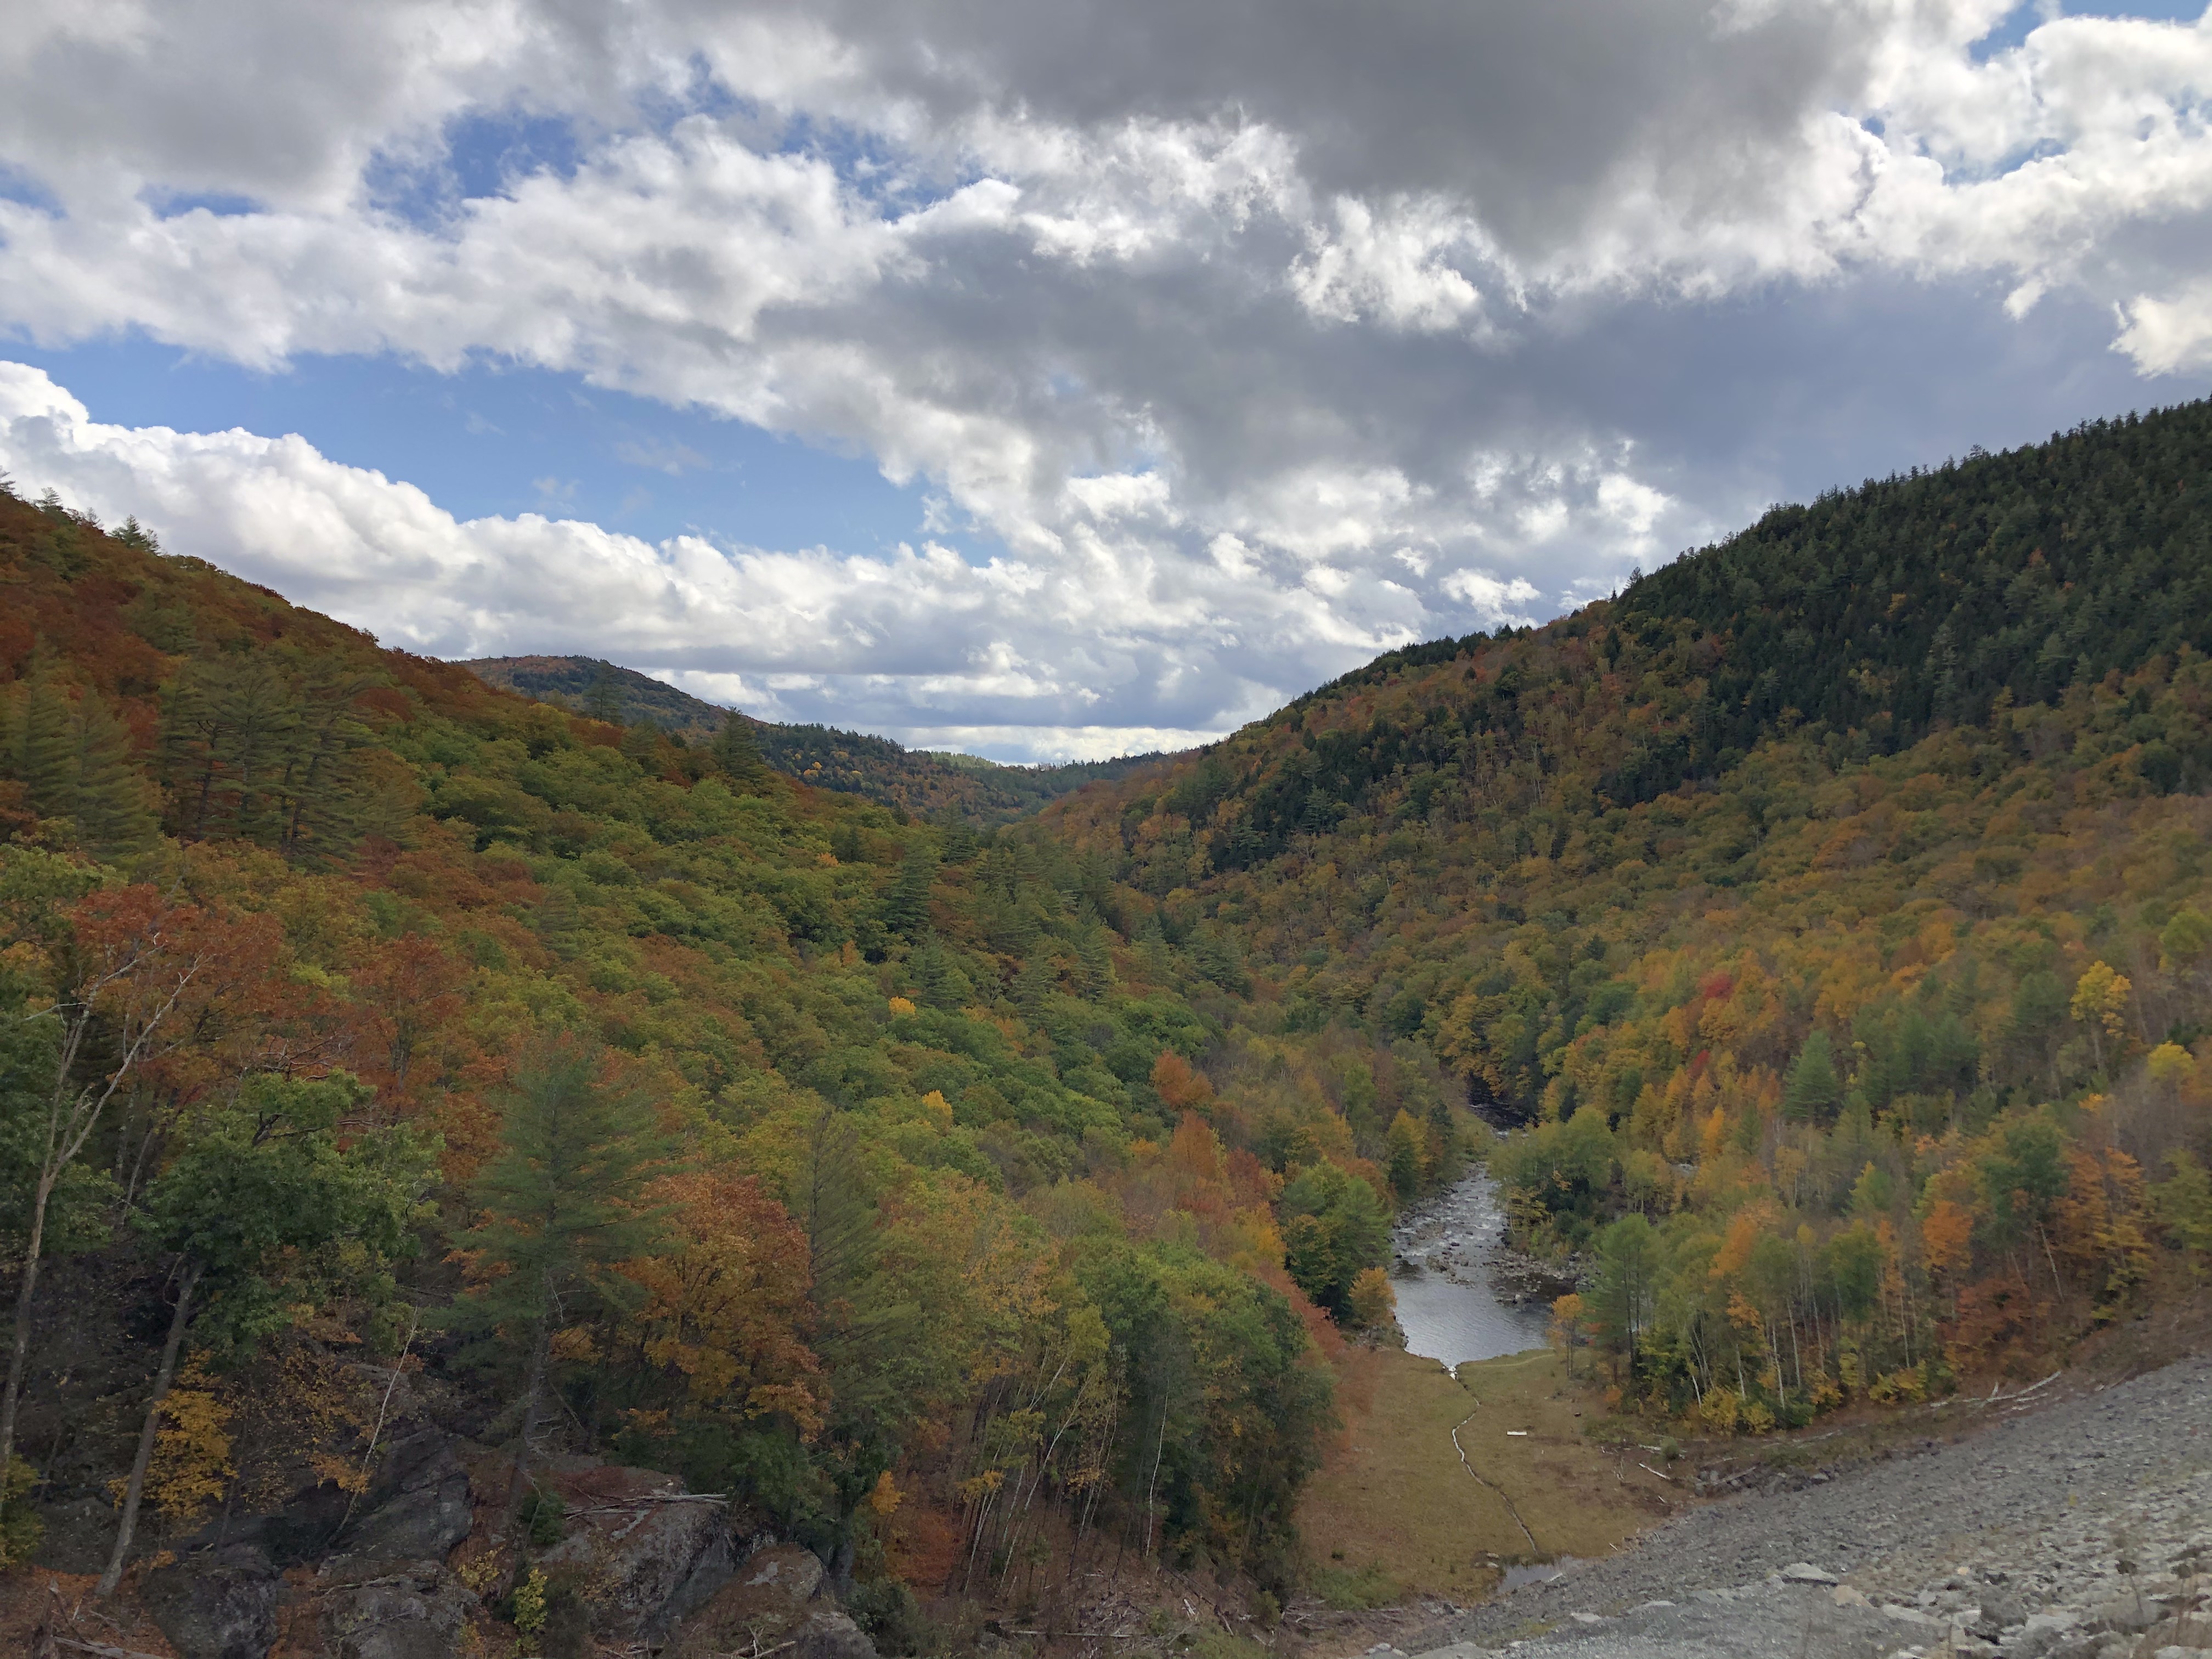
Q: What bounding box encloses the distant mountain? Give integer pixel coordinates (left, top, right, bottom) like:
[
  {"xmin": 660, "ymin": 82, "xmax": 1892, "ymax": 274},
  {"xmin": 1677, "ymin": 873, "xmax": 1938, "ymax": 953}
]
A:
[{"xmin": 461, "ymin": 653, "xmax": 1172, "ymax": 822}]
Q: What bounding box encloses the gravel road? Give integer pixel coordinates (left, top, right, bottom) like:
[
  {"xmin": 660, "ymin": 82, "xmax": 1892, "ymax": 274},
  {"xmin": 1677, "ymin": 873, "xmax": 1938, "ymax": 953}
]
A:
[{"xmin": 1385, "ymin": 1351, "xmax": 2212, "ymax": 1659}]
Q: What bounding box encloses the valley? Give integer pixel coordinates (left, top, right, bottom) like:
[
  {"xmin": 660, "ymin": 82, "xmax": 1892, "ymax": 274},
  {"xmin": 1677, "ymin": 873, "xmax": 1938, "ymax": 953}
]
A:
[{"xmin": 2, "ymin": 404, "xmax": 2210, "ymax": 1657}]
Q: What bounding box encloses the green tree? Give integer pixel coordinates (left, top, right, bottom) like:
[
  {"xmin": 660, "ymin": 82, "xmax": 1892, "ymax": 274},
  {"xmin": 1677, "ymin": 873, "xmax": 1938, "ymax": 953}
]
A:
[
  {"xmin": 1384, "ymin": 1109, "xmax": 1428, "ymax": 1199},
  {"xmin": 1278, "ymin": 1161, "xmax": 1391, "ymax": 1318},
  {"xmin": 0, "ymin": 871, "xmax": 222, "ymax": 1552},
  {"xmin": 882, "ymin": 842, "xmax": 936, "ymax": 939},
  {"xmin": 1782, "ymin": 1030, "xmax": 1841, "ymax": 1122},
  {"xmin": 1589, "ymin": 1214, "xmax": 1660, "ymax": 1373},
  {"xmin": 448, "ymin": 1040, "xmax": 672, "ymax": 1534},
  {"xmin": 1977, "ymin": 1115, "xmax": 2072, "ymax": 1294},
  {"xmin": 13, "ymin": 652, "xmax": 75, "ymax": 822},
  {"xmin": 2154, "ymin": 1152, "xmax": 2212, "ymax": 1265},
  {"xmin": 157, "ymin": 652, "xmax": 377, "ymax": 860},
  {"xmin": 583, "ymin": 664, "xmax": 623, "ymax": 724},
  {"xmin": 619, "ymin": 720, "xmax": 663, "ymax": 770},
  {"xmin": 69, "ymin": 693, "xmax": 157, "ymax": 860},
  {"xmin": 713, "ymin": 714, "xmax": 771, "ymax": 787},
  {"xmin": 98, "ymin": 1073, "xmax": 436, "ymax": 1595}
]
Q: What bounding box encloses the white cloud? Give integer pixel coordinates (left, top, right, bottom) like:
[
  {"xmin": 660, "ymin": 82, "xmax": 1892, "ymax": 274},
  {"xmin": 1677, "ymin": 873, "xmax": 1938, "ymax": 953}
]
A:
[
  {"xmin": 3, "ymin": 0, "xmax": 2211, "ymax": 750},
  {"xmin": 4, "ymin": 360, "xmax": 1651, "ymax": 757}
]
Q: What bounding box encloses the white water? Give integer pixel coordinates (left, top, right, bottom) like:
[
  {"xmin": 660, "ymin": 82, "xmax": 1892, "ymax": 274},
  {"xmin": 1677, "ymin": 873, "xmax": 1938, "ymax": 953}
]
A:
[{"xmin": 1389, "ymin": 1168, "xmax": 1551, "ymax": 1367}]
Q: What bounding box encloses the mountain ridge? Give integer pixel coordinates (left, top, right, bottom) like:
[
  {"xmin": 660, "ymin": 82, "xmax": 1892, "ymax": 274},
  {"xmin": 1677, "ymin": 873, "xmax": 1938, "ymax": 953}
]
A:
[
  {"xmin": 2, "ymin": 403, "xmax": 2211, "ymax": 1650},
  {"xmin": 462, "ymin": 652, "xmax": 1173, "ymax": 823}
]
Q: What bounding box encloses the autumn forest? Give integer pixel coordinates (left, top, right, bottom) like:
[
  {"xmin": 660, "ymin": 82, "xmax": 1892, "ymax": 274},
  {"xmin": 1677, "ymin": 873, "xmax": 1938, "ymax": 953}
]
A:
[{"xmin": 3, "ymin": 402, "xmax": 2211, "ymax": 1649}]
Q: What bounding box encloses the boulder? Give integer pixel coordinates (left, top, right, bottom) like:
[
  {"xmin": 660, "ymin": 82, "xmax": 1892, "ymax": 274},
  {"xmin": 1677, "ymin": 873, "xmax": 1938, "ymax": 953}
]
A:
[
  {"xmin": 670, "ymin": 1542, "xmax": 877, "ymax": 1659},
  {"xmin": 2088, "ymin": 1595, "xmax": 2169, "ymax": 1636},
  {"xmin": 533, "ymin": 1462, "xmax": 730, "ymax": 1639},
  {"xmin": 2015, "ymin": 1610, "xmax": 2089, "ymax": 1659},
  {"xmin": 1781, "ymin": 1563, "xmax": 1837, "ymax": 1586},
  {"xmin": 139, "ymin": 1543, "xmax": 284, "ymax": 1659},
  {"xmin": 324, "ymin": 1429, "xmax": 473, "ymax": 1576},
  {"xmin": 317, "ymin": 1565, "xmax": 478, "ymax": 1659}
]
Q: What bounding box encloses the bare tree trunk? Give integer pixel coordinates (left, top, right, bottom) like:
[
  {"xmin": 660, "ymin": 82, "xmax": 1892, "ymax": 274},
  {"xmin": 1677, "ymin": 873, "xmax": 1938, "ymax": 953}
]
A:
[
  {"xmin": 501, "ymin": 1274, "xmax": 555, "ymax": 1537},
  {"xmin": 0, "ymin": 1169, "xmax": 58, "ymax": 1533},
  {"xmin": 31, "ymin": 1577, "xmax": 60, "ymax": 1659},
  {"xmin": 97, "ymin": 1259, "xmax": 201, "ymax": 1598},
  {"xmin": 1, "ymin": 945, "xmax": 202, "ymax": 1539}
]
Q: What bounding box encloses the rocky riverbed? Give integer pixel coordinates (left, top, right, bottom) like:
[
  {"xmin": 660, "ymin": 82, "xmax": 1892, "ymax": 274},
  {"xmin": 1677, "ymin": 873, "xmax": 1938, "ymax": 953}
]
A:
[
  {"xmin": 1375, "ymin": 1350, "xmax": 2211, "ymax": 1658},
  {"xmin": 1389, "ymin": 1172, "xmax": 1579, "ymax": 1367}
]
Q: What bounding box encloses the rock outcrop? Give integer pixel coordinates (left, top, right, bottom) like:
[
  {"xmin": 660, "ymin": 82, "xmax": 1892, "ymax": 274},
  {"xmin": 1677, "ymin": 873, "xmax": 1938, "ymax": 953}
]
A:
[
  {"xmin": 139, "ymin": 1543, "xmax": 284, "ymax": 1659},
  {"xmin": 671, "ymin": 1542, "xmax": 877, "ymax": 1659},
  {"xmin": 532, "ymin": 1460, "xmax": 735, "ymax": 1643},
  {"xmin": 316, "ymin": 1563, "xmax": 479, "ymax": 1659}
]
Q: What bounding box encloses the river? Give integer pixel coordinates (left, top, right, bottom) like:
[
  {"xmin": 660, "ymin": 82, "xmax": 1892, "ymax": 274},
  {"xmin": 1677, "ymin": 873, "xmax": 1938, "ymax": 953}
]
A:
[{"xmin": 1389, "ymin": 1167, "xmax": 1553, "ymax": 1367}]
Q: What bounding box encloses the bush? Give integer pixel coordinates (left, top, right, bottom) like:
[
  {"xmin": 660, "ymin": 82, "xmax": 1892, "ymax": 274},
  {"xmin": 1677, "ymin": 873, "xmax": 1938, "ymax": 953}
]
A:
[{"xmin": 0, "ymin": 1458, "xmax": 43, "ymax": 1566}]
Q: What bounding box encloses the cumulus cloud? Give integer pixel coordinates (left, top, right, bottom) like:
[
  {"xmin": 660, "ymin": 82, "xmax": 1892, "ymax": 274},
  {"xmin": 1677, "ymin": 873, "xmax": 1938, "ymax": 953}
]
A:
[
  {"xmin": 0, "ymin": 362, "xmax": 1602, "ymax": 758},
  {"xmin": 2, "ymin": 0, "xmax": 2210, "ymax": 752}
]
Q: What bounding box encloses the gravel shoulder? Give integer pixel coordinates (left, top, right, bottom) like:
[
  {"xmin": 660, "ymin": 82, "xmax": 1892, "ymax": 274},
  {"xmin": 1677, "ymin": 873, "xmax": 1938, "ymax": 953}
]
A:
[{"xmin": 1387, "ymin": 1351, "xmax": 2212, "ymax": 1659}]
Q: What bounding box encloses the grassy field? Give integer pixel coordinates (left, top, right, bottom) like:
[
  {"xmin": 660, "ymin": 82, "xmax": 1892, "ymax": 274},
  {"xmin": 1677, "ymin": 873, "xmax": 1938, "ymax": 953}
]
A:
[{"xmin": 1296, "ymin": 1347, "xmax": 1680, "ymax": 1605}]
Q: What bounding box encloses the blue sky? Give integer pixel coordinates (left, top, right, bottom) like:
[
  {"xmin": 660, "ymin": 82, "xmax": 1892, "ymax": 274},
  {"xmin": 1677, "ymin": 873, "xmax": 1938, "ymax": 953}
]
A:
[
  {"xmin": 4, "ymin": 0, "xmax": 2211, "ymax": 760},
  {"xmin": 5, "ymin": 337, "xmax": 958, "ymax": 560}
]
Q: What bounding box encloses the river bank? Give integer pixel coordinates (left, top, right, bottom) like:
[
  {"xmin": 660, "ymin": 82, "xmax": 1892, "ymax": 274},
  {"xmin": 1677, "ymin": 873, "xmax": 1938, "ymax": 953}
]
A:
[{"xmin": 1390, "ymin": 1347, "xmax": 2212, "ymax": 1659}]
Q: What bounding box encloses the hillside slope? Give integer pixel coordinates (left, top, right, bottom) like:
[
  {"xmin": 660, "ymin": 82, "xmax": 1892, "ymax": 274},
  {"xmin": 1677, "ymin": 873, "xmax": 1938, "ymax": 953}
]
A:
[
  {"xmin": 0, "ymin": 485, "xmax": 1465, "ymax": 1649},
  {"xmin": 1049, "ymin": 403, "xmax": 2212, "ymax": 1418},
  {"xmin": 465, "ymin": 653, "xmax": 1169, "ymax": 822}
]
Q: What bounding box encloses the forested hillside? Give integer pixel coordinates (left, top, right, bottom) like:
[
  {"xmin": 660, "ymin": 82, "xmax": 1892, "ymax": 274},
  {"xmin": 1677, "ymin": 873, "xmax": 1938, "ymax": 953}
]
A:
[
  {"xmin": 0, "ymin": 487, "xmax": 1458, "ymax": 1643},
  {"xmin": 466, "ymin": 654, "xmax": 1166, "ymax": 823},
  {"xmin": 1049, "ymin": 404, "xmax": 2212, "ymax": 1426},
  {"xmin": 9, "ymin": 402, "xmax": 2212, "ymax": 1649}
]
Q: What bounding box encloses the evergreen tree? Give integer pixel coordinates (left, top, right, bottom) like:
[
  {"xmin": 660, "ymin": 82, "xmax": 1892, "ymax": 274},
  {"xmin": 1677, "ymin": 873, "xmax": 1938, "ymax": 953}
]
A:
[
  {"xmin": 448, "ymin": 1040, "xmax": 671, "ymax": 1532},
  {"xmin": 619, "ymin": 719, "xmax": 663, "ymax": 769},
  {"xmin": 1074, "ymin": 921, "xmax": 1115, "ymax": 1000},
  {"xmin": 1782, "ymin": 1030, "xmax": 1842, "ymax": 1122},
  {"xmin": 1012, "ymin": 950, "xmax": 1054, "ymax": 1011},
  {"xmin": 583, "ymin": 664, "xmax": 623, "ymax": 724},
  {"xmin": 882, "ymin": 841, "xmax": 936, "ymax": 938},
  {"xmin": 14, "ymin": 656, "xmax": 74, "ymax": 824},
  {"xmin": 69, "ymin": 694, "xmax": 156, "ymax": 861},
  {"xmin": 712, "ymin": 713, "xmax": 770, "ymax": 787}
]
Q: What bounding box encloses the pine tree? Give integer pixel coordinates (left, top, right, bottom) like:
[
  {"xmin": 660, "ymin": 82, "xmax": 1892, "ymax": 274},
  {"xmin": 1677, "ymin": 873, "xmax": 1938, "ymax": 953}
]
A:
[
  {"xmin": 14, "ymin": 656, "xmax": 75, "ymax": 825},
  {"xmin": 69, "ymin": 695, "xmax": 156, "ymax": 861},
  {"xmin": 882, "ymin": 842, "xmax": 936, "ymax": 939},
  {"xmin": 1012, "ymin": 951, "xmax": 1054, "ymax": 1011},
  {"xmin": 448, "ymin": 1040, "xmax": 671, "ymax": 1532},
  {"xmin": 618, "ymin": 720, "xmax": 662, "ymax": 769},
  {"xmin": 1782, "ymin": 1030, "xmax": 1842, "ymax": 1122},
  {"xmin": 1074, "ymin": 922, "xmax": 1114, "ymax": 1000},
  {"xmin": 712, "ymin": 714, "xmax": 770, "ymax": 787},
  {"xmin": 583, "ymin": 665, "xmax": 623, "ymax": 724}
]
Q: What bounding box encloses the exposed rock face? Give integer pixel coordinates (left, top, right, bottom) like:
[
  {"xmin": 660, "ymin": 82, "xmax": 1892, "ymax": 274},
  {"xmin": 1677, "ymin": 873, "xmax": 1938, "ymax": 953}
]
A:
[
  {"xmin": 671, "ymin": 1542, "xmax": 877, "ymax": 1659},
  {"xmin": 324, "ymin": 1427, "xmax": 474, "ymax": 1576},
  {"xmin": 317, "ymin": 1563, "xmax": 478, "ymax": 1659},
  {"xmin": 139, "ymin": 1543, "xmax": 284, "ymax": 1659},
  {"xmin": 534, "ymin": 1461, "xmax": 733, "ymax": 1640}
]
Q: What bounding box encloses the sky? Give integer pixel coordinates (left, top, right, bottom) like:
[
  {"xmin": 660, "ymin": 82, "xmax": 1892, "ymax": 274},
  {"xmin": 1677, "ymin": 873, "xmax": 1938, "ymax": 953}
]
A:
[{"xmin": 2, "ymin": 1, "xmax": 2210, "ymax": 762}]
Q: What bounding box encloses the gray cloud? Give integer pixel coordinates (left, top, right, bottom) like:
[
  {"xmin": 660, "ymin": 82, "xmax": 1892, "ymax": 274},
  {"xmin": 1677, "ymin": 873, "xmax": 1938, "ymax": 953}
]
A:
[{"xmin": 2, "ymin": 1, "xmax": 2209, "ymax": 757}]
